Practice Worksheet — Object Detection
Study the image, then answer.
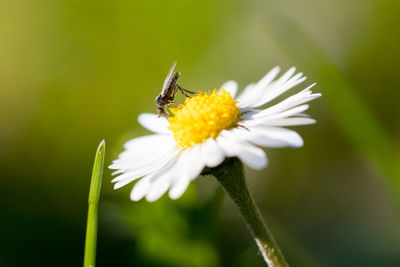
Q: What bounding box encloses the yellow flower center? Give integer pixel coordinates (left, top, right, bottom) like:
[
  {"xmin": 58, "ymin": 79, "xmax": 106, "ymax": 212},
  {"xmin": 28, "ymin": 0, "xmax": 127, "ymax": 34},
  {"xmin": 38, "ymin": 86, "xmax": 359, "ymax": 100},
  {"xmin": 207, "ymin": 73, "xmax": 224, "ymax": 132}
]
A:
[{"xmin": 168, "ymin": 89, "xmax": 240, "ymax": 148}]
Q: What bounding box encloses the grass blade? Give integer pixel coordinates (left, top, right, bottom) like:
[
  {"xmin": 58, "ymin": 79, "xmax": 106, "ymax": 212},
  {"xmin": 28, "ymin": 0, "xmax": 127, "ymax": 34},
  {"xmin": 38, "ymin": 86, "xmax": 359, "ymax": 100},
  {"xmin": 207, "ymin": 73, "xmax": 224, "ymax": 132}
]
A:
[{"xmin": 84, "ymin": 140, "xmax": 105, "ymax": 267}]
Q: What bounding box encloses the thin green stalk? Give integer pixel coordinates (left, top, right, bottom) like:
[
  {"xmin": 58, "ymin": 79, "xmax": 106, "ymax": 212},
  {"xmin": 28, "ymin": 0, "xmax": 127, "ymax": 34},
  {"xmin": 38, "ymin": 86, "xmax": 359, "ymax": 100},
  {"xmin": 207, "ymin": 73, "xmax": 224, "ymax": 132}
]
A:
[
  {"xmin": 84, "ymin": 140, "xmax": 105, "ymax": 267},
  {"xmin": 209, "ymin": 158, "xmax": 288, "ymax": 267}
]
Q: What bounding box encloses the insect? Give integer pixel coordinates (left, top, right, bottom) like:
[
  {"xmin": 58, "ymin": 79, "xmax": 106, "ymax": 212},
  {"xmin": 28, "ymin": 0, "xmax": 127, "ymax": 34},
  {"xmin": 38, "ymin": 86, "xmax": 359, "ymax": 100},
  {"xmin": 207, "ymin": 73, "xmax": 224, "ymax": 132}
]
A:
[{"xmin": 155, "ymin": 62, "xmax": 195, "ymax": 117}]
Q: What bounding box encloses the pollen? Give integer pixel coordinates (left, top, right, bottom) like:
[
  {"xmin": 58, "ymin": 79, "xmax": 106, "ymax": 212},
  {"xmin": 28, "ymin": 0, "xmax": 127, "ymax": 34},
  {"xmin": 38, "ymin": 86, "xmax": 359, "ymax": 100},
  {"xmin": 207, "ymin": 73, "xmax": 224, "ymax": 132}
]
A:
[{"xmin": 168, "ymin": 89, "xmax": 240, "ymax": 148}]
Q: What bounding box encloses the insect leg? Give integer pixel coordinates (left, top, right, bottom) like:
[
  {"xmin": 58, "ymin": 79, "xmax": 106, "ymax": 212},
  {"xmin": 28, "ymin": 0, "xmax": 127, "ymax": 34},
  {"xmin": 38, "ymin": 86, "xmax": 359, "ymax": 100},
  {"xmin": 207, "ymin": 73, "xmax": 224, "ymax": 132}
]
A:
[
  {"xmin": 165, "ymin": 106, "xmax": 174, "ymax": 117},
  {"xmin": 177, "ymin": 85, "xmax": 194, "ymax": 97},
  {"xmin": 181, "ymin": 87, "xmax": 196, "ymax": 94}
]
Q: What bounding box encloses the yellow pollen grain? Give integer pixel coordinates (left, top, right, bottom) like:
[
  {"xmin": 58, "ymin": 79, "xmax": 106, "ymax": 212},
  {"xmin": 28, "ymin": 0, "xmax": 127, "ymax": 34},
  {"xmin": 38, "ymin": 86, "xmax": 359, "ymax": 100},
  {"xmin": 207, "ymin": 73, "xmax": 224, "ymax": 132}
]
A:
[{"xmin": 168, "ymin": 89, "xmax": 240, "ymax": 148}]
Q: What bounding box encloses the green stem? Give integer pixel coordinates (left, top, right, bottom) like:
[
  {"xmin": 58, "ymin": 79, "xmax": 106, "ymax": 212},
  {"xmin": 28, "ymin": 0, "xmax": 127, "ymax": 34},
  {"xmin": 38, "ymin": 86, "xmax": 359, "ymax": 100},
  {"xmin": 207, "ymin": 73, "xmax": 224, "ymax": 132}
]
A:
[
  {"xmin": 84, "ymin": 140, "xmax": 105, "ymax": 267},
  {"xmin": 209, "ymin": 158, "xmax": 288, "ymax": 267}
]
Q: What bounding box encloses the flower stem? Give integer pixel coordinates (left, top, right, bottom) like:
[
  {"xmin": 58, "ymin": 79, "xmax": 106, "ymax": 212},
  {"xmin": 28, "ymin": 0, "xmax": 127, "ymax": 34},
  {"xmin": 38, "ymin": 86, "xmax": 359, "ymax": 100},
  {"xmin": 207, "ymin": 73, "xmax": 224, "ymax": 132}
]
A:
[
  {"xmin": 209, "ymin": 157, "xmax": 288, "ymax": 267},
  {"xmin": 84, "ymin": 140, "xmax": 105, "ymax": 267}
]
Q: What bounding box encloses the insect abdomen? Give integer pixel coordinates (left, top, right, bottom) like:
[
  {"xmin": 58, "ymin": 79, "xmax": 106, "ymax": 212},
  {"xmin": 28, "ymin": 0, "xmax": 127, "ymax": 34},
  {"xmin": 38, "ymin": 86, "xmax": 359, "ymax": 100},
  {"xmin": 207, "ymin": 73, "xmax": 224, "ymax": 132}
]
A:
[{"xmin": 167, "ymin": 72, "xmax": 180, "ymax": 90}]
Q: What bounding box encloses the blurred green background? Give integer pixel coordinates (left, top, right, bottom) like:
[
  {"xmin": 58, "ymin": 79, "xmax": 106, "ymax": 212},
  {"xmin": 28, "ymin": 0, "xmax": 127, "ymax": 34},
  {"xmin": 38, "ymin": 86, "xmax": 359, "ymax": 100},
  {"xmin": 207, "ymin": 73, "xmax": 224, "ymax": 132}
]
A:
[{"xmin": 1, "ymin": 0, "xmax": 400, "ymax": 266}]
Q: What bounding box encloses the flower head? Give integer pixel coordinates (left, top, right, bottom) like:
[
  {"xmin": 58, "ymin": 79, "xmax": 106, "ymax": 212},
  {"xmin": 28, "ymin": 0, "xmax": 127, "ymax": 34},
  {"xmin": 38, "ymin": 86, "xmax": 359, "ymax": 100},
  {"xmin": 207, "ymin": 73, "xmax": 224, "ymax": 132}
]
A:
[
  {"xmin": 168, "ymin": 89, "xmax": 240, "ymax": 148},
  {"xmin": 110, "ymin": 67, "xmax": 321, "ymax": 202}
]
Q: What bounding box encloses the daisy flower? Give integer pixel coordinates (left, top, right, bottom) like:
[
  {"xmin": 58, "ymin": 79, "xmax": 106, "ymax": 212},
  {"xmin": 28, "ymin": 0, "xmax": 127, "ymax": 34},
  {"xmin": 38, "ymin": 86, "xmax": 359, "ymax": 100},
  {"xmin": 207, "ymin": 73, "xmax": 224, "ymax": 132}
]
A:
[{"xmin": 110, "ymin": 67, "xmax": 321, "ymax": 202}]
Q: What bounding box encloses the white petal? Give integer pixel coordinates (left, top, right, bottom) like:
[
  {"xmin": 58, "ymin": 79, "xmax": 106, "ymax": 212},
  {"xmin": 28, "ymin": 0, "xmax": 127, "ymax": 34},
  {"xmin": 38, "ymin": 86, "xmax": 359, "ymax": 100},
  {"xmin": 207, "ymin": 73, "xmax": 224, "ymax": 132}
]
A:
[
  {"xmin": 138, "ymin": 113, "xmax": 170, "ymax": 134},
  {"xmin": 227, "ymin": 127, "xmax": 294, "ymax": 148},
  {"xmin": 130, "ymin": 156, "xmax": 179, "ymax": 201},
  {"xmin": 239, "ymin": 67, "xmax": 289, "ymax": 108},
  {"xmin": 216, "ymin": 131, "xmax": 238, "ymax": 157},
  {"xmin": 122, "ymin": 134, "xmax": 172, "ymax": 153},
  {"xmin": 143, "ymin": 146, "xmax": 206, "ymax": 202},
  {"xmin": 181, "ymin": 145, "xmax": 206, "ymax": 181},
  {"xmin": 169, "ymin": 176, "xmax": 190, "ymax": 199},
  {"xmin": 296, "ymin": 113, "xmax": 311, "ymax": 118},
  {"xmin": 237, "ymin": 143, "xmax": 268, "ymax": 169},
  {"xmin": 236, "ymin": 83, "xmax": 257, "ymax": 107},
  {"xmin": 243, "ymin": 126, "xmax": 304, "ymax": 148},
  {"xmin": 237, "ymin": 67, "xmax": 280, "ymax": 107},
  {"xmin": 217, "ymin": 130, "xmax": 268, "ymax": 169},
  {"xmin": 110, "ymin": 134, "xmax": 179, "ymax": 190},
  {"xmin": 145, "ymin": 178, "xmax": 171, "ymax": 202},
  {"xmin": 168, "ymin": 145, "xmax": 207, "ymax": 199},
  {"xmin": 112, "ymin": 148, "xmax": 179, "ymax": 189},
  {"xmin": 113, "ymin": 172, "xmax": 142, "ymax": 189},
  {"xmin": 251, "ymin": 68, "xmax": 306, "ymax": 107},
  {"xmin": 110, "ymin": 135, "xmax": 176, "ymax": 173},
  {"xmin": 255, "ymin": 117, "xmax": 317, "ymax": 126},
  {"xmin": 267, "ymin": 104, "xmax": 310, "ymax": 119},
  {"xmin": 145, "ymin": 171, "xmax": 179, "ymax": 202},
  {"xmin": 243, "ymin": 105, "xmax": 310, "ymax": 123},
  {"xmin": 115, "ymin": 135, "xmax": 175, "ymax": 165},
  {"xmin": 219, "ymin": 80, "xmax": 238, "ymax": 98},
  {"xmin": 201, "ymin": 138, "xmax": 225, "ymax": 168},
  {"xmin": 145, "ymin": 148, "xmax": 196, "ymax": 202},
  {"xmin": 257, "ymin": 66, "xmax": 283, "ymax": 90},
  {"xmin": 130, "ymin": 176, "xmax": 152, "ymax": 201},
  {"xmin": 245, "ymin": 84, "xmax": 320, "ymax": 119},
  {"xmin": 111, "ymin": 143, "xmax": 176, "ymax": 171}
]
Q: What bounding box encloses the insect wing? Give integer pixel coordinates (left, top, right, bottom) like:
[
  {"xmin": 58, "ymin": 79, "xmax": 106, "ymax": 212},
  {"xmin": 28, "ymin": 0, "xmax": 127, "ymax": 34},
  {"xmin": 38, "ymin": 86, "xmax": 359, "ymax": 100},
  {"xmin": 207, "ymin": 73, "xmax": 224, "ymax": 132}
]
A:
[{"xmin": 161, "ymin": 61, "xmax": 177, "ymax": 93}]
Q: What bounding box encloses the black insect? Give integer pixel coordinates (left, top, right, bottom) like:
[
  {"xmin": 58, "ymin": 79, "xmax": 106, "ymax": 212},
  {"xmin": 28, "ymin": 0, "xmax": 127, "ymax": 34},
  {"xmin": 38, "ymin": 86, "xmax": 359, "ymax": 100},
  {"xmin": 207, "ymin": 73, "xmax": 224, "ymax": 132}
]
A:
[{"xmin": 155, "ymin": 62, "xmax": 195, "ymax": 117}]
